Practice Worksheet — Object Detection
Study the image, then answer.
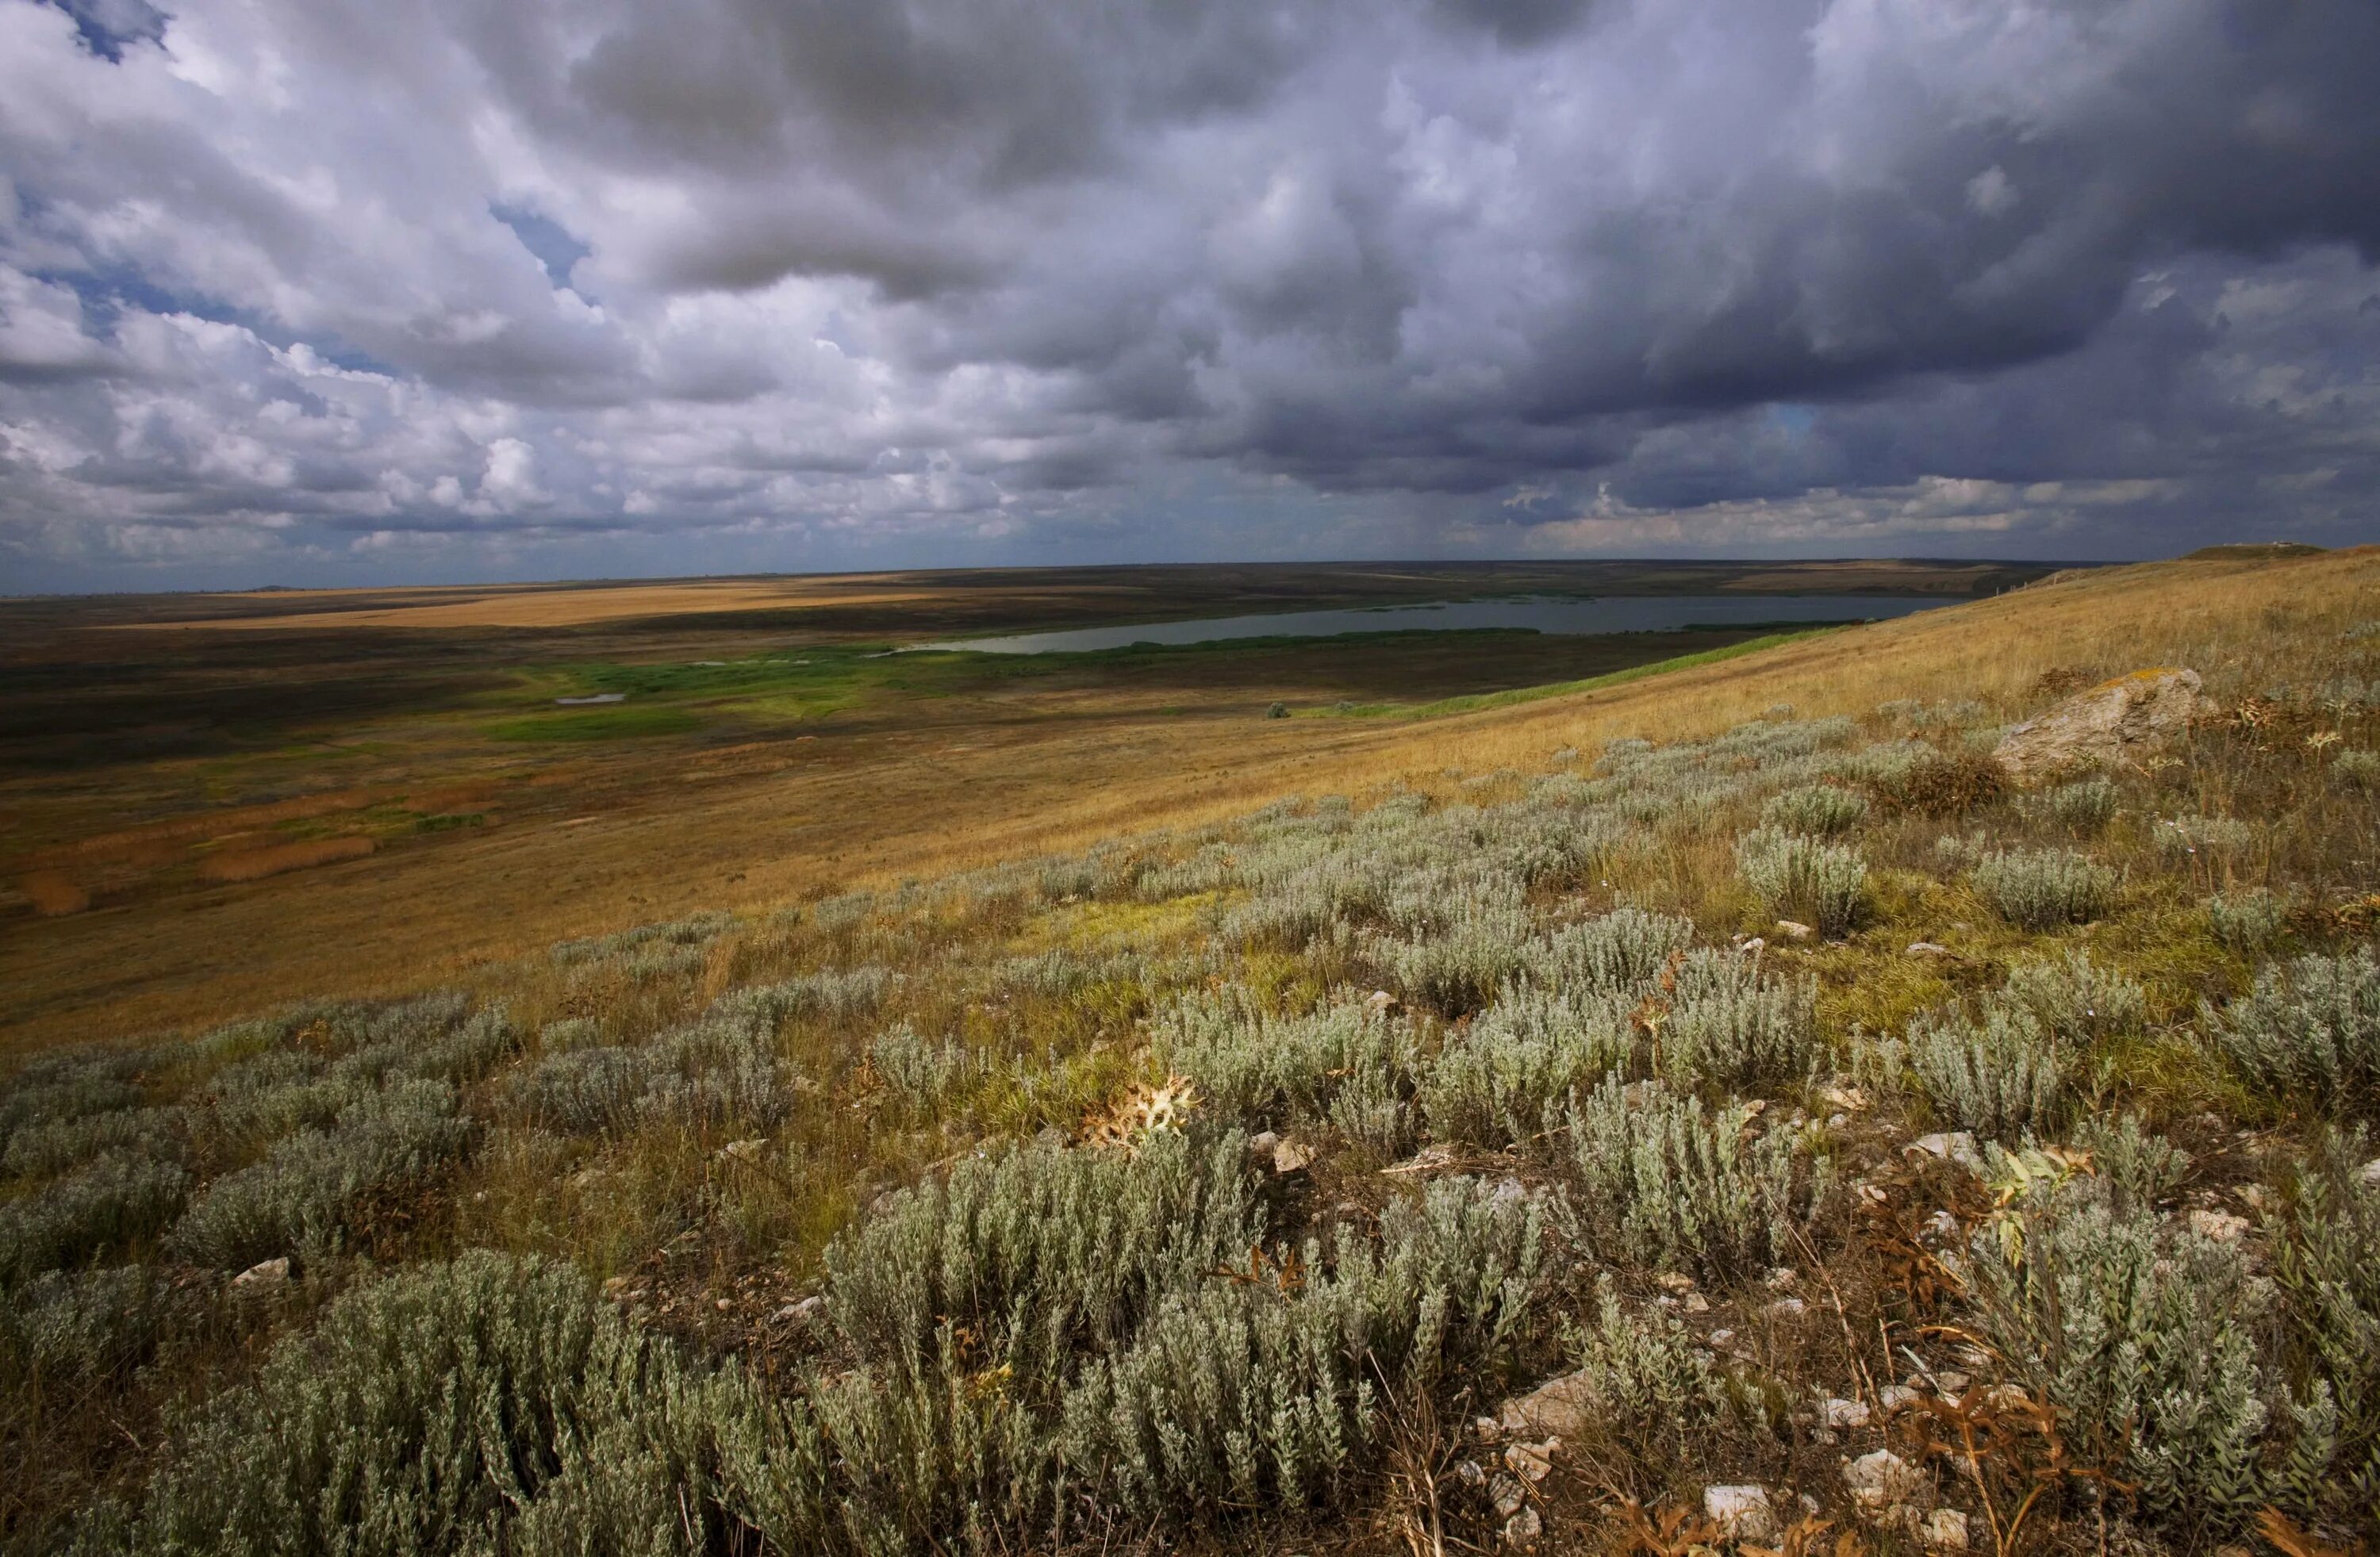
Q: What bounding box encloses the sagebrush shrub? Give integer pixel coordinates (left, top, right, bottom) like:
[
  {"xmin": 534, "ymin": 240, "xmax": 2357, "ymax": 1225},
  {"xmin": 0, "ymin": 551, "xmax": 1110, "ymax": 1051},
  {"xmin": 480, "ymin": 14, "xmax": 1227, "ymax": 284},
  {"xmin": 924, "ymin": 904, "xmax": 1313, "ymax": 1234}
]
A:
[
  {"xmin": 1418, "ymin": 985, "xmax": 1631, "ymax": 1148},
  {"xmin": 1963, "ymin": 1179, "xmax": 2277, "ymax": 1532},
  {"xmin": 4, "ymin": 1105, "xmax": 186, "ymax": 1181},
  {"xmin": 1365, "ymin": 897, "xmax": 1534, "ymax": 1015},
  {"xmin": 1867, "ymin": 744, "xmax": 2006, "ymax": 815},
  {"xmin": 1905, "ymin": 1005, "xmax": 2067, "ymax": 1138},
  {"xmin": 1557, "ymin": 1276, "xmax": 1736, "ymax": 1457},
  {"xmin": 1157, "ymin": 991, "xmax": 1417, "ymax": 1129},
  {"xmin": 1655, "ymin": 950, "xmax": 1822, "ymax": 1086},
  {"xmin": 1527, "ymin": 909, "xmax": 1694, "ymax": 995},
  {"xmin": 2207, "ymin": 889, "xmax": 2290, "ymax": 953},
  {"xmin": 1733, "ymin": 825, "xmax": 1868, "ymax": 936},
  {"xmin": 2334, "ymin": 750, "xmax": 2380, "ymax": 792},
  {"xmin": 1759, "ymin": 784, "xmax": 1869, "ymax": 837},
  {"xmin": 1060, "ymin": 1176, "xmax": 1545, "ymax": 1520},
  {"xmin": 1561, "ymin": 1076, "xmax": 1829, "ymax": 1281},
  {"xmin": 2043, "ymin": 777, "xmax": 2118, "ymax": 834},
  {"xmin": 1, "ymin": 1266, "xmax": 170, "ymax": 1384},
  {"xmin": 0, "ymin": 1154, "xmax": 189, "ymax": 1285},
  {"xmin": 168, "ymin": 1080, "xmax": 472, "ymax": 1268},
  {"xmin": 102, "ymin": 1252, "xmax": 773, "ymax": 1556},
  {"xmin": 2271, "ymin": 1130, "xmax": 2380, "ymax": 1526},
  {"xmin": 1998, "ymin": 950, "xmax": 2148, "ymax": 1047},
  {"xmin": 2208, "ymin": 948, "xmax": 2380, "ymax": 1110},
  {"xmin": 2071, "ymin": 1113, "xmax": 2190, "ymax": 1213},
  {"xmin": 1972, "ymin": 848, "xmax": 2117, "ymax": 929}
]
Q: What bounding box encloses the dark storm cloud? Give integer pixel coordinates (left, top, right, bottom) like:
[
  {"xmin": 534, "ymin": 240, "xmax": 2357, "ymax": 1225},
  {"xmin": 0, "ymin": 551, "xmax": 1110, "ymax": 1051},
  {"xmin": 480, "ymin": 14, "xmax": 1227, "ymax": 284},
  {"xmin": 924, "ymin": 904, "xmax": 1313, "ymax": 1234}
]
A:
[{"xmin": 2, "ymin": 0, "xmax": 2377, "ymax": 589}]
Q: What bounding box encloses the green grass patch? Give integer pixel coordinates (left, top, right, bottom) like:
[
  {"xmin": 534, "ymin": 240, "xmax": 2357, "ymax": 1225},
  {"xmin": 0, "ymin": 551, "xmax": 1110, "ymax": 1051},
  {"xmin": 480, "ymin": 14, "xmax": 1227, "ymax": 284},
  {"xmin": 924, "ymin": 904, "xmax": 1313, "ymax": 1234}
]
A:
[
  {"xmin": 1308, "ymin": 627, "xmax": 1843, "ymax": 719},
  {"xmin": 484, "ymin": 706, "xmax": 704, "ymax": 742}
]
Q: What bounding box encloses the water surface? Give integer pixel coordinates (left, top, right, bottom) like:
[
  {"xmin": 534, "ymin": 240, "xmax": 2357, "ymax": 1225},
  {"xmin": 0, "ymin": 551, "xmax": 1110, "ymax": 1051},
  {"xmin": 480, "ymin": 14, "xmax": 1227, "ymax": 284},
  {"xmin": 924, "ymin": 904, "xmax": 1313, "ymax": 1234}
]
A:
[{"xmin": 913, "ymin": 594, "xmax": 1955, "ymax": 654}]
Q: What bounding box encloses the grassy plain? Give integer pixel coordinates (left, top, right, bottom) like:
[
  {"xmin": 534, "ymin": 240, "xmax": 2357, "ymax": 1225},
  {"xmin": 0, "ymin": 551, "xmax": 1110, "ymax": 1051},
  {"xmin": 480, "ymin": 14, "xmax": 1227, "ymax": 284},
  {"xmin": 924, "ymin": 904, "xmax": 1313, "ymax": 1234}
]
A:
[
  {"xmin": 0, "ymin": 560, "xmax": 2029, "ymax": 1049},
  {"xmin": 3, "ymin": 548, "xmax": 2380, "ymax": 1555}
]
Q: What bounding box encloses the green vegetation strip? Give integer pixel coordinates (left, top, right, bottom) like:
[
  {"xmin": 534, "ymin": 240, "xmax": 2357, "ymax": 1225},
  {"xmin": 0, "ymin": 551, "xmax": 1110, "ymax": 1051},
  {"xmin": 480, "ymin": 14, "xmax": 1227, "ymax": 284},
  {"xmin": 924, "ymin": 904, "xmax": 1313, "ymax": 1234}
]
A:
[{"xmin": 1312, "ymin": 626, "xmax": 1844, "ymax": 719}]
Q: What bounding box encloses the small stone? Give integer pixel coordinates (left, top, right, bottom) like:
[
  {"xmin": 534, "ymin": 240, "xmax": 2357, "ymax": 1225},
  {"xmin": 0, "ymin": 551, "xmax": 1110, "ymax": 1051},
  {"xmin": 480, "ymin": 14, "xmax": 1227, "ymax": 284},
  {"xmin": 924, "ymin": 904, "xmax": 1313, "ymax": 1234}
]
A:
[
  {"xmin": 1499, "ymin": 1370, "xmax": 1600, "ymax": 1439},
  {"xmin": 2359, "ymin": 1156, "xmax": 2380, "ymax": 1189},
  {"xmin": 1828, "ymin": 1113, "xmax": 1851, "ymax": 1129},
  {"xmin": 1775, "ymin": 919, "xmax": 1816, "ymax": 941},
  {"xmin": 715, "ymin": 1298, "xmax": 734, "ymax": 1312},
  {"xmin": 1821, "ymin": 1398, "xmax": 1871, "ymax": 1429},
  {"xmin": 1878, "ymin": 1385, "xmax": 1922, "ymax": 1413},
  {"xmin": 1765, "ymin": 1267, "xmax": 1799, "ymax": 1290},
  {"xmin": 1769, "ymin": 1296, "xmax": 1807, "ymax": 1317},
  {"xmin": 1823, "ymin": 1084, "xmax": 1871, "ymax": 1112},
  {"xmin": 1923, "ymin": 1509, "xmax": 1970, "ymax": 1550},
  {"xmin": 716, "ymin": 1137, "xmax": 766, "ymax": 1162},
  {"xmin": 1933, "ymin": 1371, "xmax": 1971, "ymax": 1395},
  {"xmin": 1490, "ymin": 1471, "xmax": 1528, "ymax": 1518},
  {"xmin": 1910, "ymin": 1132, "xmax": 1983, "ymax": 1170},
  {"xmin": 1843, "ymin": 1449, "xmax": 1928, "ymax": 1513},
  {"xmin": 2236, "ymin": 1183, "xmax": 2275, "ymax": 1214},
  {"xmin": 1457, "ymin": 1459, "xmax": 1487, "ymax": 1486},
  {"xmin": 233, "ymin": 1256, "xmax": 290, "ymax": 1288},
  {"xmin": 2190, "ymin": 1208, "xmax": 2251, "ymax": 1242},
  {"xmin": 1923, "ymin": 1210, "xmax": 1961, "ymax": 1241},
  {"xmin": 785, "ymin": 1294, "xmax": 826, "ymax": 1325},
  {"xmin": 1501, "ymin": 1506, "xmax": 1542, "ymax": 1547},
  {"xmin": 1683, "ymin": 1292, "xmax": 1710, "ymax": 1313},
  {"xmin": 1272, "ymin": 1138, "xmax": 1315, "ymax": 1174},
  {"xmin": 1657, "ymin": 1271, "xmax": 1698, "ymax": 1293},
  {"xmin": 1476, "ymin": 1416, "xmax": 1503, "ymax": 1440},
  {"xmin": 1907, "ymin": 941, "xmax": 1952, "ymax": 957},
  {"xmin": 1704, "ymin": 1486, "xmax": 1778, "ymax": 1544},
  {"xmin": 1248, "ymin": 1130, "xmax": 1281, "ymax": 1161},
  {"xmin": 1739, "ymin": 936, "xmax": 1768, "ymax": 953},
  {"xmin": 1708, "ymin": 1329, "xmax": 1737, "ymax": 1348},
  {"xmin": 603, "ymin": 1275, "xmax": 632, "ymax": 1298},
  {"xmin": 1504, "ymin": 1439, "xmax": 1557, "ymax": 1482},
  {"xmin": 1367, "ymin": 989, "xmax": 1399, "ymax": 1012}
]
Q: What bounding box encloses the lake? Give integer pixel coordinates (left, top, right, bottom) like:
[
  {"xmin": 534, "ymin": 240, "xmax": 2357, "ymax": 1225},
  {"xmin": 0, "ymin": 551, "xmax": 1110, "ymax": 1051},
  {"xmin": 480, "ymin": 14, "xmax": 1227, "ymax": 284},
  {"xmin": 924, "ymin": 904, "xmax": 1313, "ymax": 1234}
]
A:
[{"xmin": 911, "ymin": 593, "xmax": 1958, "ymax": 654}]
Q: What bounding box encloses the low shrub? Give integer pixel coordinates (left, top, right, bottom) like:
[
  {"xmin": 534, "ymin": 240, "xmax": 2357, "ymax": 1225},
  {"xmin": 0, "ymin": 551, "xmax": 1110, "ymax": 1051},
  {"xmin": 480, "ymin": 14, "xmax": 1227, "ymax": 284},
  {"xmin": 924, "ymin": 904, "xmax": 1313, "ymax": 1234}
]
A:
[
  {"xmin": 1972, "ymin": 848, "xmax": 2117, "ymax": 930},
  {"xmin": 1963, "ymin": 1179, "xmax": 2280, "ymax": 1535},
  {"xmin": 2271, "ymin": 1129, "xmax": 2380, "ymax": 1526},
  {"xmin": 98, "ymin": 1252, "xmax": 774, "ymax": 1555},
  {"xmin": 0, "ymin": 1154, "xmax": 190, "ymax": 1285},
  {"xmin": 1760, "ymin": 784, "xmax": 1870, "ymax": 837},
  {"xmin": 1998, "ymin": 950, "xmax": 2148, "ymax": 1047},
  {"xmin": 2071, "ymin": 1113, "xmax": 2190, "ymax": 1213},
  {"xmin": 0, "ymin": 1266, "xmax": 171, "ymax": 1384},
  {"xmin": 1905, "ymin": 1005, "xmax": 2067, "ymax": 1138},
  {"xmin": 1157, "ymin": 991, "xmax": 1417, "ymax": 1131},
  {"xmin": 1366, "ymin": 898, "xmax": 1534, "ymax": 1015},
  {"xmin": 1556, "ymin": 1276, "xmax": 1737, "ymax": 1459},
  {"xmin": 2207, "ymin": 889, "xmax": 2290, "ymax": 954},
  {"xmin": 2333, "ymin": 749, "xmax": 2380, "ymax": 792},
  {"xmin": 1418, "ymin": 985, "xmax": 1632, "ymax": 1149},
  {"xmin": 4, "ymin": 1106, "xmax": 187, "ymax": 1181},
  {"xmin": 1654, "ymin": 950, "xmax": 1823, "ymax": 1087},
  {"xmin": 2042, "ymin": 777, "xmax": 2118, "ymax": 834},
  {"xmin": 167, "ymin": 1080, "xmax": 473, "ymax": 1268},
  {"xmin": 504, "ymin": 1046, "xmax": 646, "ymax": 1134},
  {"xmin": 2207, "ymin": 948, "xmax": 2380, "ymax": 1111},
  {"xmin": 1868, "ymin": 745, "xmax": 2007, "ymax": 815},
  {"xmin": 1560, "ymin": 1076, "xmax": 1830, "ymax": 1282},
  {"xmin": 1733, "ymin": 825, "xmax": 1868, "ymax": 937},
  {"xmin": 1527, "ymin": 909, "xmax": 1695, "ymax": 995}
]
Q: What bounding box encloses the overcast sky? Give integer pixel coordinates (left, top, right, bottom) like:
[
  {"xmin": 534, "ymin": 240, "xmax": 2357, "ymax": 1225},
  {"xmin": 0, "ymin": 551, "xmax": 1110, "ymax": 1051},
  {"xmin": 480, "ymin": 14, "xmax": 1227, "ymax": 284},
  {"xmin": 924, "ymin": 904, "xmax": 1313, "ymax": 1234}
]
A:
[{"xmin": 2, "ymin": 0, "xmax": 2377, "ymax": 590}]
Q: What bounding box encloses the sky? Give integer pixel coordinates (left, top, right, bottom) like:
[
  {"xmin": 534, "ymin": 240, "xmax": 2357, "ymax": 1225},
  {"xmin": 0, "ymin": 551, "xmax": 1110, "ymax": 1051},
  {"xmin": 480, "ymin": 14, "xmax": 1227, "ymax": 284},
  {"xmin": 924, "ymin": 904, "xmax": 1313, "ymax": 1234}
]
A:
[{"xmin": 2, "ymin": 0, "xmax": 2378, "ymax": 592}]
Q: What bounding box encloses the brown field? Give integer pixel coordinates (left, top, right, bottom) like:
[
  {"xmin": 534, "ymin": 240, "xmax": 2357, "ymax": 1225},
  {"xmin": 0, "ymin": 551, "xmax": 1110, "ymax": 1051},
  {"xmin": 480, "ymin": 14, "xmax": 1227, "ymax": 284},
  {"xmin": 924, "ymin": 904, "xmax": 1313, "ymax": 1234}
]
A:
[{"xmin": 17, "ymin": 549, "xmax": 2347, "ymax": 1056}]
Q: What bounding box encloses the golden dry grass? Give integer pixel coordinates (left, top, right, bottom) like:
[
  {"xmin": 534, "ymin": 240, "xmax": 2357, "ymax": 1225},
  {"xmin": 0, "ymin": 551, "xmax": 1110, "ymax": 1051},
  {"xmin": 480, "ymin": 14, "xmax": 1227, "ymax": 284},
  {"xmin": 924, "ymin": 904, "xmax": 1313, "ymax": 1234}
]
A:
[
  {"xmin": 197, "ymin": 836, "xmax": 377, "ymax": 883},
  {"xmin": 4, "ymin": 548, "xmax": 2371, "ymax": 1053}
]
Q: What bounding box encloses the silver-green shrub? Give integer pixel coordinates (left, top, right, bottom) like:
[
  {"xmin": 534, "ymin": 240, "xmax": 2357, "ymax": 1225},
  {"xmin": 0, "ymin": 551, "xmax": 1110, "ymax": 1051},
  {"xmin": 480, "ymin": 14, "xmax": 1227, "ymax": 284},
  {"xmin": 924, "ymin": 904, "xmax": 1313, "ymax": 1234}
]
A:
[
  {"xmin": 167, "ymin": 1080, "xmax": 472, "ymax": 1268},
  {"xmin": 1905, "ymin": 1005, "xmax": 2067, "ymax": 1138},
  {"xmin": 1365, "ymin": 896, "xmax": 1534, "ymax": 1014},
  {"xmin": 1760, "ymin": 784, "xmax": 1869, "ymax": 837},
  {"xmin": 504, "ymin": 1047, "xmax": 646, "ymax": 1134},
  {"xmin": 1962, "ymin": 1179, "xmax": 2275, "ymax": 1532},
  {"xmin": 1157, "ymin": 991, "xmax": 1417, "ymax": 1130},
  {"xmin": 105, "ymin": 1251, "xmax": 772, "ymax": 1556},
  {"xmin": 1560, "ymin": 1076, "xmax": 1829, "ymax": 1281},
  {"xmin": 1418, "ymin": 985, "xmax": 1632, "ymax": 1149},
  {"xmin": 2334, "ymin": 750, "xmax": 2380, "ymax": 792},
  {"xmin": 2208, "ymin": 948, "xmax": 2380, "ymax": 1110},
  {"xmin": 1972, "ymin": 848, "xmax": 2117, "ymax": 929},
  {"xmin": 1998, "ymin": 950, "xmax": 2148, "ymax": 1047},
  {"xmin": 2271, "ymin": 1130, "xmax": 2380, "ymax": 1525},
  {"xmin": 1557, "ymin": 1276, "xmax": 1736, "ymax": 1455},
  {"xmin": 0, "ymin": 1266, "xmax": 171, "ymax": 1383},
  {"xmin": 1733, "ymin": 825, "xmax": 1868, "ymax": 937},
  {"xmin": 0, "ymin": 1154, "xmax": 189, "ymax": 1285},
  {"xmin": 869, "ymin": 1022, "xmax": 995, "ymax": 1122},
  {"xmin": 2042, "ymin": 777, "xmax": 2119, "ymax": 834},
  {"xmin": 1656, "ymin": 950, "xmax": 1822, "ymax": 1087},
  {"xmin": 4, "ymin": 1106, "xmax": 187, "ymax": 1181},
  {"xmin": 1060, "ymin": 1175, "xmax": 1545, "ymax": 1519},
  {"xmin": 2207, "ymin": 889, "xmax": 2290, "ymax": 954},
  {"xmin": 2071, "ymin": 1113, "xmax": 2190, "ymax": 1214},
  {"xmin": 1527, "ymin": 909, "xmax": 1695, "ymax": 995}
]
